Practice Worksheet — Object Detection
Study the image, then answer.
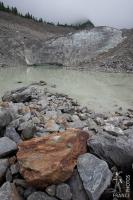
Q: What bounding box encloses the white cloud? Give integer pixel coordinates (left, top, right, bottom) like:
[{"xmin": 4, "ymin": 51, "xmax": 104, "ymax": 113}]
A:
[{"xmin": 3, "ymin": 0, "xmax": 133, "ymax": 28}]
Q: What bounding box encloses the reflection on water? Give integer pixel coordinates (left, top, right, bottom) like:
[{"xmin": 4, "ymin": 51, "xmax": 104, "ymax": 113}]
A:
[{"xmin": 0, "ymin": 65, "xmax": 133, "ymax": 112}]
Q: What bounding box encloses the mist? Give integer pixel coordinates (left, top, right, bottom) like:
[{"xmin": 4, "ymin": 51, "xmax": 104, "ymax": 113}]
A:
[{"xmin": 2, "ymin": 0, "xmax": 133, "ymax": 28}]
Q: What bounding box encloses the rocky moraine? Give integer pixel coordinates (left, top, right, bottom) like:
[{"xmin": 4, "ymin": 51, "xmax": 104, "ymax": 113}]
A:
[{"xmin": 0, "ymin": 81, "xmax": 133, "ymax": 200}]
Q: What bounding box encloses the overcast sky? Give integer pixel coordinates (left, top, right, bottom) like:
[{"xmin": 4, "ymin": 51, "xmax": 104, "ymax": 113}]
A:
[{"xmin": 3, "ymin": 0, "xmax": 133, "ymax": 28}]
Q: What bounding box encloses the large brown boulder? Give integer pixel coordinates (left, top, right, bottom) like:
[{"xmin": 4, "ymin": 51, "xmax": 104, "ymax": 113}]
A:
[{"xmin": 17, "ymin": 129, "xmax": 89, "ymax": 189}]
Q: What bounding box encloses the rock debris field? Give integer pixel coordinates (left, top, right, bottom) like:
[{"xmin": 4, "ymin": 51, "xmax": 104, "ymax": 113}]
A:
[{"xmin": 0, "ymin": 81, "xmax": 133, "ymax": 200}]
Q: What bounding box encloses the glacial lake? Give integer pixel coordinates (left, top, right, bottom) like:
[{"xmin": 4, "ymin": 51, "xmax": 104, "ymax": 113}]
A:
[{"xmin": 0, "ymin": 66, "xmax": 133, "ymax": 112}]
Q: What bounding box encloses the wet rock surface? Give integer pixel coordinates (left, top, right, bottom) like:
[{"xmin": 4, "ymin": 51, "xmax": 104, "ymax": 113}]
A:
[{"xmin": 0, "ymin": 84, "xmax": 132, "ymax": 199}]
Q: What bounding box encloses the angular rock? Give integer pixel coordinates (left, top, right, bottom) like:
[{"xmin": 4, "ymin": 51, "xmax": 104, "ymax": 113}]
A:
[
  {"xmin": 0, "ymin": 137, "xmax": 17, "ymax": 158},
  {"xmin": 0, "ymin": 182, "xmax": 23, "ymax": 200},
  {"xmin": 28, "ymin": 192, "xmax": 57, "ymax": 200},
  {"xmin": 77, "ymin": 153, "xmax": 112, "ymax": 200},
  {"xmin": 0, "ymin": 159, "xmax": 9, "ymax": 183},
  {"xmin": 68, "ymin": 169, "xmax": 88, "ymax": 200},
  {"xmin": 0, "ymin": 109, "xmax": 13, "ymax": 129},
  {"xmin": 103, "ymin": 123, "xmax": 124, "ymax": 136},
  {"xmin": 88, "ymin": 133, "xmax": 133, "ymax": 168},
  {"xmin": 17, "ymin": 129, "xmax": 89, "ymax": 188},
  {"xmin": 5, "ymin": 127, "xmax": 22, "ymax": 144},
  {"xmin": 56, "ymin": 183, "xmax": 72, "ymax": 200}
]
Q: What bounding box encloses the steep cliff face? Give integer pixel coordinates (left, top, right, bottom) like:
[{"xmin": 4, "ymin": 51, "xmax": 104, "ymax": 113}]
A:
[{"xmin": 0, "ymin": 11, "xmax": 132, "ymax": 72}]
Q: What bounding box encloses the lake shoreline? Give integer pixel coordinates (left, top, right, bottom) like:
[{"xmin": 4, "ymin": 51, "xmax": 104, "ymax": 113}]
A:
[{"xmin": 0, "ymin": 66, "xmax": 133, "ymax": 113}]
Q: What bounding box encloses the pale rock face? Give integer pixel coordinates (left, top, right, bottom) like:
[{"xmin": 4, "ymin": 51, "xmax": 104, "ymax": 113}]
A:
[{"xmin": 33, "ymin": 27, "xmax": 124, "ymax": 67}]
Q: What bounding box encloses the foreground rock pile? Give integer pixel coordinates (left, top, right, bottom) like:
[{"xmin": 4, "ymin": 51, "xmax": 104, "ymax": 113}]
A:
[{"xmin": 0, "ymin": 82, "xmax": 133, "ymax": 200}]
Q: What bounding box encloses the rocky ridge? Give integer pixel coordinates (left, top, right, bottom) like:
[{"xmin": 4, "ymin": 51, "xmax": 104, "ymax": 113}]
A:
[{"xmin": 0, "ymin": 81, "xmax": 133, "ymax": 200}]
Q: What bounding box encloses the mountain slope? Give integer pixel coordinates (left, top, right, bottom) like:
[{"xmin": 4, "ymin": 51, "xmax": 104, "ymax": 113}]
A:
[{"xmin": 0, "ymin": 11, "xmax": 133, "ymax": 72}]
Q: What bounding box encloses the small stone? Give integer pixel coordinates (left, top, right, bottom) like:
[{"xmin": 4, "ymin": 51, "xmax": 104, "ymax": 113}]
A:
[
  {"xmin": 78, "ymin": 113, "xmax": 88, "ymax": 121},
  {"xmin": 69, "ymin": 120, "xmax": 85, "ymax": 129},
  {"xmin": 87, "ymin": 118, "xmax": 97, "ymax": 130},
  {"xmin": 68, "ymin": 169, "xmax": 88, "ymax": 200},
  {"xmin": 39, "ymin": 80, "xmax": 47, "ymax": 86},
  {"xmin": 28, "ymin": 192, "xmax": 57, "ymax": 200},
  {"xmin": 77, "ymin": 153, "xmax": 112, "ymax": 200},
  {"xmin": 46, "ymin": 185, "xmax": 56, "ymax": 197},
  {"xmin": 56, "ymin": 183, "xmax": 72, "ymax": 200},
  {"xmin": 45, "ymin": 119, "xmax": 60, "ymax": 132},
  {"xmin": 72, "ymin": 115, "xmax": 80, "ymax": 122},
  {"xmin": 103, "ymin": 123, "xmax": 124, "ymax": 136},
  {"xmin": 0, "ymin": 182, "xmax": 22, "ymax": 200},
  {"xmin": 123, "ymin": 119, "xmax": 133, "ymax": 127},
  {"xmin": 6, "ymin": 169, "xmax": 12, "ymax": 182},
  {"xmin": 24, "ymin": 187, "xmax": 36, "ymax": 199},
  {"xmin": 32, "ymin": 117, "xmax": 40, "ymax": 124},
  {"xmin": 10, "ymin": 163, "xmax": 19, "ymax": 175},
  {"xmin": 5, "ymin": 127, "xmax": 22, "ymax": 144},
  {"xmin": 95, "ymin": 117, "xmax": 105, "ymax": 126},
  {"xmin": 51, "ymin": 84, "xmax": 56, "ymax": 88},
  {"xmin": 21, "ymin": 126, "xmax": 35, "ymax": 140},
  {"xmin": 0, "ymin": 109, "xmax": 13, "ymax": 129},
  {"xmin": 0, "ymin": 137, "xmax": 17, "ymax": 158},
  {"xmin": 38, "ymin": 97, "xmax": 48, "ymax": 109},
  {"xmin": 0, "ymin": 159, "xmax": 9, "ymax": 183},
  {"xmin": 13, "ymin": 179, "xmax": 28, "ymax": 188}
]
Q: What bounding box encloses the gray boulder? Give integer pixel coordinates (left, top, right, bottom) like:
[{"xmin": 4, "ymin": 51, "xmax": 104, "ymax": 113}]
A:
[
  {"xmin": 0, "ymin": 159, "xmax": 9, "ymax": 183},
  {"xmin": 77, "ymin": 153, "xmax": 112, "ymax": 200},
  {"xmin": 0, "ymin": 182, "xmax": 23, "ymax": 200},
  {"xmin": 2, "ymin": 86, "xmax": 38, "ymax": 103},
  {"xmin": 56, "ymin": 183, "xmax": 72, "ymax": 200},
  {"xmin": 28, "ymin": 192, "xmax": 57, "ymax": 200},
  {"xmin": 68, "ymin": 169, "xmax": 88, "ymax": 200},
  {"xmin": 0, "ymin": 109, "xmax": 13, "ymax": 129},
  {"xmin": 0, "ymin": 137, "xmax": 17, "ymax": 158},
  {"xmin": 88, "ymin": 133, "xmax": 133, "ymax": 168},
  {"xmin": 5, "ymin": 127, "xmax": 22, "ymax": 144}
]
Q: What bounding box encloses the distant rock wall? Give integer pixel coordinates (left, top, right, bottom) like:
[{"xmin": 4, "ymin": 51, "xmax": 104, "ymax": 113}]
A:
[
  {"xmin": 24, "ymin": 27, "xmax": 124, "ymax": 67},
  {"xmin": 1, "ymin": 12, "xmax": 132, "ymax": 72}
]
